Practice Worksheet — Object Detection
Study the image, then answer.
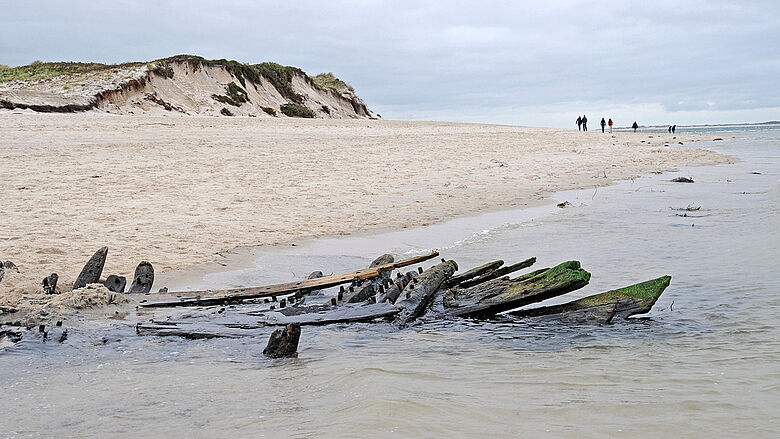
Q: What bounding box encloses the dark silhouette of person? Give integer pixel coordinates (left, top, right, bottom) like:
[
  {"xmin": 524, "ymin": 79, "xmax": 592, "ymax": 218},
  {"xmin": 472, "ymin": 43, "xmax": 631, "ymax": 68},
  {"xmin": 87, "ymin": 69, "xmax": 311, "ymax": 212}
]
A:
[
  {"xmin": 632, "ymin": 121, "xmax": 639, "ymax": 133},
  {"xmin": 672, "ymin": 125, "xmax": 676, "ymax": 133},
  {"xmin": 576, "ymin": 116, "xmax": 582, "ymax": 131},
  {"xmin": 582, "ymin": 115, "xmax": 588, "ymax": 131},
  {"xmin": 668, "ymin": 126, "xmax": 672, "ymax": 133},
  {"xmin": 600, "ymin": 118, "xmax": 606, "ymax": 133},
  {"xmin": 608, "ymin": 118, "xmax": 613, "ymax": 133}
]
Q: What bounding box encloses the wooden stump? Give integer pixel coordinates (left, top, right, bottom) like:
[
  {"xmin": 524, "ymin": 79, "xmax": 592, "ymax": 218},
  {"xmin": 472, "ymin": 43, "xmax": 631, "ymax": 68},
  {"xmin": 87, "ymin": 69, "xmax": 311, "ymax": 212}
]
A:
[
  {"xmin": 263, "ymin": 323, "xmax": 301, "ymax": 358},
  {"xmin": 42, "ymin": 273, "xmax": 59, "ymax": 295}
]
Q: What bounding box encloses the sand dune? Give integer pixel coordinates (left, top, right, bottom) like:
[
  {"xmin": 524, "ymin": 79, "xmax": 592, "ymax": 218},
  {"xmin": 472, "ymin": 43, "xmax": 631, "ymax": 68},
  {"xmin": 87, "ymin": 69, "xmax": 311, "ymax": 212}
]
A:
[{"xmin": 0, "ymin": 113, "xmax": 732, "ymax": 302}]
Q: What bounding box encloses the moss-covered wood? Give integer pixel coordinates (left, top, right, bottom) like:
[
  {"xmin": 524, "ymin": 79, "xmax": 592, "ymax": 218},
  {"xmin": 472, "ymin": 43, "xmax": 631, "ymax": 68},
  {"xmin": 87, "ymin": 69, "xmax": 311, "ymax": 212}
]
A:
[
  {"xmin": 440, "ymin": 261, "xmax": 591, "ymax": 318},
  {"xmin": 510, "ymin": 276, "xmax": 671, "ymax": 323}
]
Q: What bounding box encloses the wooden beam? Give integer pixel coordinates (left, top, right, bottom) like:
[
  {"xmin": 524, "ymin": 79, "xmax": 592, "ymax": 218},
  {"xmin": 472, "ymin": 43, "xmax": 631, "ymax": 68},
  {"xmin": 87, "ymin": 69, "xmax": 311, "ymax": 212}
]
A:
[{"xmin": 138, "ymin": 251, "xmax": 439, "ymax": 308}]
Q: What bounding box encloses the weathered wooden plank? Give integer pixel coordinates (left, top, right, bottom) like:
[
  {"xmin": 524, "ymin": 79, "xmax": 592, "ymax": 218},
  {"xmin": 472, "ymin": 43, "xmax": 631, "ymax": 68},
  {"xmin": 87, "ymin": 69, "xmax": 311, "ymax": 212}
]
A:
[
  {"xmin": 138, "ymin": 251, "xmax": 439, "ymax": 308},
  {"xmin": 458, "ymin": 257, "xmax": 536, "ymax": 288},
  {"xmin": 438, "ymin": 261, "xmax": 591, "ymax": 319},
  {"xmin": 510, "ymin": 276, "xmax": 671, "ymax": 323},
  {"xmin": 444, "ymin": 260, "xmax": 503, "ymax": 287},
  {"xmin": 395, "ymin": 260, "xmax": 458, "ymax": 326},
  {"xmin": 135, "ymin": 322, "xmax": 267, "ymax": 339},
  {"xmin": 249, "ymin": 302, "xmax": 400, "ymax": 326}
]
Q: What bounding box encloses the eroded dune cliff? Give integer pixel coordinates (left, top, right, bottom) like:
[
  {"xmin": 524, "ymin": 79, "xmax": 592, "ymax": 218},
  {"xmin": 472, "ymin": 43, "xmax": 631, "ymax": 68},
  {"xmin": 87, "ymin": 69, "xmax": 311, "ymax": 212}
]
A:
[{"xmin": 0, "ymin": 55, "xmax": 377, "ymax": 118}]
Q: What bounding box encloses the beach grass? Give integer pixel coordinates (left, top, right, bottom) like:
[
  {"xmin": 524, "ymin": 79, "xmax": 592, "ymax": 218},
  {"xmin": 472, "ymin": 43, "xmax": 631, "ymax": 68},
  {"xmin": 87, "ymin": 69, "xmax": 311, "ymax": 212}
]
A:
[
  {"xmin": 0, "ymin": 60, "xmax": 141, "ymax": 83},
  {"xmin": 312, "ymin": 72, "xmax": 354, "ymax": 95},
  {"xmin": 280, "ymin": 103, "xmax": 315, "ymax": 118}
]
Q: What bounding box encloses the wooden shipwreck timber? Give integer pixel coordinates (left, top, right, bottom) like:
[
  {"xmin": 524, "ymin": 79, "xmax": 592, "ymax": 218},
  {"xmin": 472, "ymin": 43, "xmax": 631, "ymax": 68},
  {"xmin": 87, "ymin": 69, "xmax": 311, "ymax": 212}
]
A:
[
  {"xmin": 0, "ymin": 244, "xmax": 671, "ymax": 358},
  {"xmin": 135, "ymin": 252, "xmax": 673, "ymax": 356}
]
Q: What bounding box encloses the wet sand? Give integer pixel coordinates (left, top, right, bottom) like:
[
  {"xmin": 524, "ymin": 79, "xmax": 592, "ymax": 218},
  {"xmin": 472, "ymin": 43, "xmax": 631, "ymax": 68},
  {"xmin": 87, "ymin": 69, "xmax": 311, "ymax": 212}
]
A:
[{"xmin": 0, "ymin": 113, "xmax": 732, "ymax": 302}]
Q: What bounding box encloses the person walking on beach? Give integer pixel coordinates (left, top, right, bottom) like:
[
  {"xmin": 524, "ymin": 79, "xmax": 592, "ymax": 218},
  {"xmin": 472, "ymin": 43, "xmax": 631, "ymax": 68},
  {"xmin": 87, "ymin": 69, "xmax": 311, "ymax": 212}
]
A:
[
  {"xmin": 608, "ymin": 118, "xmax": 613, "ymax": 133},
  {"xmin": 600, "ymin": 118, "xmax": 606, "ymax": 133},
  {"xmin": 576, "ymin": 116, "xmax": 582, "ymax": 131},
  {"xmin": 672, "ymin": 125, "xmax": 676, "ymax": 133},
  {"xmin": 582, "ymin": 115, "xmax": 588, "ymax": 131},
  {"xmin": 668, "ymin": 126, "xmax": 672, "ymax": 133},
  {"xmin": 632, "ymin": 121, "xmax": 639, "ymax": 133}
]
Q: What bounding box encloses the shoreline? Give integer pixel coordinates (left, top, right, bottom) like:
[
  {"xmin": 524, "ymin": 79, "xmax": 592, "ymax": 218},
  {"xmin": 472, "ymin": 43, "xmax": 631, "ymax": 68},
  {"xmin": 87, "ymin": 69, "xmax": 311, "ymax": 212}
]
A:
[
  {"xmin": 157, "ymin": 150, "xmax": 739, "ymax": 292},
  {"xmin": 0, "ymin": 113, "xmax": 734, "ymax": 304}
]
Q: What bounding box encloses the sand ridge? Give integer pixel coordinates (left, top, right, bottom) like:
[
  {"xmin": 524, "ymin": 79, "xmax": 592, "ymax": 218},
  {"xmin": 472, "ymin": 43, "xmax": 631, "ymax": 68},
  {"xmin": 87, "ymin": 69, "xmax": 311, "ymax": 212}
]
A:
[{"xmin": 0, "ymin": 113, "xmax": 732, "ymax": 302}]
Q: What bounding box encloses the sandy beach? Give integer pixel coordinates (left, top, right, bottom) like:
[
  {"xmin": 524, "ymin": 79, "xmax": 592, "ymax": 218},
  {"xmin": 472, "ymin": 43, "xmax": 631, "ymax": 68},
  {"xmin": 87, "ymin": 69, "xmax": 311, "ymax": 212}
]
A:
[{"xmin": 0, "ymin": 113, "xmax": 732, "ymax": 302}]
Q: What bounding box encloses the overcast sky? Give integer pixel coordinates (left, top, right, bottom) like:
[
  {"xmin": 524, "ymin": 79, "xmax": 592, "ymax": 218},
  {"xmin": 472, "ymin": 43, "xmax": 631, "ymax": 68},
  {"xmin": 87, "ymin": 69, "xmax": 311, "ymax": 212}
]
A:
[{"xmin": 2, "ymin": 1, "xmax": 778, "ymax": 127}]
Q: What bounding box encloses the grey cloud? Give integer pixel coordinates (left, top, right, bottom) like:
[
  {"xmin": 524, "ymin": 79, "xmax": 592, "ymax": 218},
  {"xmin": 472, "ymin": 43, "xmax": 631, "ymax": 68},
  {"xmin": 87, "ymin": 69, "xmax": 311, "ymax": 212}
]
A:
[{"xmin": 1, "ymin": 0, "xmax": 778, "ymax": 126}]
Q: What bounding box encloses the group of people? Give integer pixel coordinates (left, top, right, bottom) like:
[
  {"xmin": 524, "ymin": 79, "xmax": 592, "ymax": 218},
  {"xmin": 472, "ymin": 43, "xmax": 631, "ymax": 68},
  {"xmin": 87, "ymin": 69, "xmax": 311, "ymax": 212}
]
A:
[
  {"xmin": 576, "ymin": 115, "xmax": 640, "ymax": 133},
  {"xmin": 668, "ymin": 125, "xmax": 677, "ymax": 133}
]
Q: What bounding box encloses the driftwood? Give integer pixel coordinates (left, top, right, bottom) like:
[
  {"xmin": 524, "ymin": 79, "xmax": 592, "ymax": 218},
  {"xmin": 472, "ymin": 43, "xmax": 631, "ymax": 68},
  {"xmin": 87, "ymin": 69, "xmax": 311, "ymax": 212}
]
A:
[
  {"xmin": 459, "ymin": 257, "xmax": 537, "ymax": 288},
  {"xmin": 395, "ymin": 260, "xmax": 458, "ymax": 326},
  {"xmin": 264, "ymin": 323, "xmax": 301, "ymax": 358},
  {"xmin": 138, "ymin": 251, "xmax": 439, "ymax": 308},
  {"xmin": 73, "ymin": 247, "xmax": 108, "ymax": 289},
  {"xmin": 436, "ymin": 261, "xmax": 591, "ymax": 318},
  {"xmin": 510, "ymin": 276, "xmax": 671, "ymax": 324}
]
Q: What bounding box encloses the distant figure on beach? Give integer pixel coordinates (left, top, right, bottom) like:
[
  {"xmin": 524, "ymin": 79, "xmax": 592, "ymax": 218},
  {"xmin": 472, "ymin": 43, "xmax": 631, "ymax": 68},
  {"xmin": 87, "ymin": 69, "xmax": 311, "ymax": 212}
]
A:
[
  {"xmin": 672, "ymin": 125, "xmax": 676, "ymax": 133},
  {"xmin": 576, "ymin": 116, "xmax": 582, "ymax": 131},
  {"xmin": 582, "ymin": 115, "xmax": 588, "ymax": 131},
  {"xmin": 668, "ymin": 126, "xmax": 672, "ymax": 133},
  {"xmin": 600, "ymin": 118, "xmax": 606, "ymax": 133},
  {"xmin": 632, "ymin": 121, "xmax": 639, "ymax": 132},
  {"xmin": 608, "ymin": 118, "xmax": 613, "ymax": 133}
]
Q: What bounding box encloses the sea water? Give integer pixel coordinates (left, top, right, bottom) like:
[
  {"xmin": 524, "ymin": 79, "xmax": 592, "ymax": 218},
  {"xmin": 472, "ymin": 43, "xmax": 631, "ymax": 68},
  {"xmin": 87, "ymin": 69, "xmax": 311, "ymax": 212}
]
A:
[{"xmin": 1, "ymin": 126, "xmax": 779, "ymax": 438}]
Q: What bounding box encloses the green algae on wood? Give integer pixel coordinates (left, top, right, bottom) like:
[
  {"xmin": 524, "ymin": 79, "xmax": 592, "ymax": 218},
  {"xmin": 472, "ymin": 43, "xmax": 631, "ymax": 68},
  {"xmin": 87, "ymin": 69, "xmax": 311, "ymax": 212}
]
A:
[
  {"xmin": 510, "ymin": 275, "xmax": 671, "ymax": 323},
  {"xmin": 440, "ymin": 261, "xmax": 591, "ymax": 318}
]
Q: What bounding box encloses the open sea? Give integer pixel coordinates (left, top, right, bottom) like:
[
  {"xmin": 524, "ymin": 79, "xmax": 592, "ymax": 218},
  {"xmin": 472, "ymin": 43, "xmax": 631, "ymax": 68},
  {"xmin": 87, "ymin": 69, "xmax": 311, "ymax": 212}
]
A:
[{"xmin": 1, "ymin": 125, "xmax": 779, "ymax": 438}]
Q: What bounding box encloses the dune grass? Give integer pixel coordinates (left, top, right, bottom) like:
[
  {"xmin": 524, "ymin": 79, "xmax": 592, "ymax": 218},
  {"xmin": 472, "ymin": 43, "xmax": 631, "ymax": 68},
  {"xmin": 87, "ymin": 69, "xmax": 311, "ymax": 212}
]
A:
[
  {"xmin": 312, "ymin": 72, "xmax": 354, "ymax": 95},
  {"xmin": 280, "ymin": 103, "xmax": 315, "ymax": 118},
  {"xmin": 0, "ymin": 60, "xmax": 142, "ymax": 83}
]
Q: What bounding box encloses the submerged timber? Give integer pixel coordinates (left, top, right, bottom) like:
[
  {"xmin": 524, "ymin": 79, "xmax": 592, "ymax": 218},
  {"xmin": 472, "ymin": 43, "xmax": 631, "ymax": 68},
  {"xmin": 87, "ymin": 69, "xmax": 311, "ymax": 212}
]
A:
[
  {"xmin": 1, "ymin": 243, "xmax": 673, "ymax": 351},
  {"xmin": 134, "ymin": 255, "xmax": 672, "ymax": 341}
]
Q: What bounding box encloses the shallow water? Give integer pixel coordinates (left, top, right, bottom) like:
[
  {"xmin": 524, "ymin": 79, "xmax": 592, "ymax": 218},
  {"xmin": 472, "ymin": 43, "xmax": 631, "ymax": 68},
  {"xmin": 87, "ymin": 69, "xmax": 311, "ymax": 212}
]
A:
[{"xmin": 2, "ymin": 127, "xmax": 779, "ymax": 438}]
